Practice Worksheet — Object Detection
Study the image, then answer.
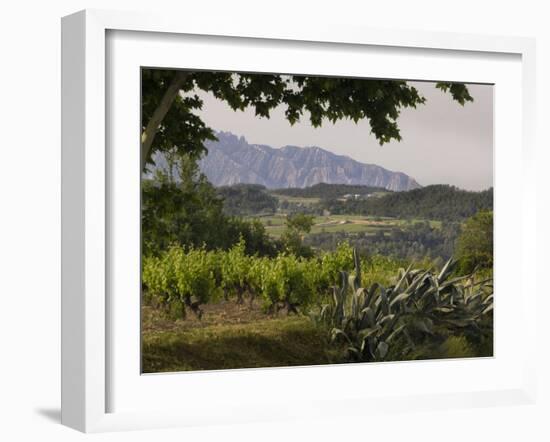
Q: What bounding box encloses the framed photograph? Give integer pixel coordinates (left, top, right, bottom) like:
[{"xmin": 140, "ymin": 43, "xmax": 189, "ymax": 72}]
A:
[{"xmin": 61, "ymin": 9, "xmax": 537, "ymax": 433}]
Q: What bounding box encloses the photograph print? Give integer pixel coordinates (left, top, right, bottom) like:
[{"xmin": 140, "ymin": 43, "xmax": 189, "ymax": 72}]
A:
[{"xmin": 141, "ymin": 69, "xmax": 494, "ymax": 373}]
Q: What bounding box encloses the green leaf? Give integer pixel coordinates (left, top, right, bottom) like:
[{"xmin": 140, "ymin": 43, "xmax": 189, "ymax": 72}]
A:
[
  {"xmin": 385, "ymin": 324, "xmax": 405, "ymax": 343},
  {"xmin": 361, "ymin": 307, "xmax": 376, "ymax": 327},
  {"xmin": 394, "ymin": 264, "xmax": 413, "ymax": 292},
  {"xmin": 376, "ymin": 341, "xmax": 389, "ymax": 359},
  {"xmin": 437, "ymin": 258, "xmax": 456, "ymax": 283},
  {"xmin": 390, "ymin": 291, "xmax": 411, "ymax": 307},
  {"xmin": 331, "ymin": 328, "xmax": 351, "ymax": 344},
  {"xmin": 413, "ymin": 319, "xmax": 433, "ymax": 334}
]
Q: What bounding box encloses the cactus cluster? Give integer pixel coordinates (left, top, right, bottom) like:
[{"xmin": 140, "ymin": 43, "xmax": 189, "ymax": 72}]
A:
[{"xmin": 313, "ymin": 249, "xmax": 493, "ymax": 362}]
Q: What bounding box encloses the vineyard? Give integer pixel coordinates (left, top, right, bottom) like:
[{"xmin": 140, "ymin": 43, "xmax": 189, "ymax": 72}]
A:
[
  {"xmin": 143, "ymin": 241, "xmax": 376, "ymax": 317},
  {"xmin": 142, "ymin": 241, "xmax": 493, "ymax": 372}
]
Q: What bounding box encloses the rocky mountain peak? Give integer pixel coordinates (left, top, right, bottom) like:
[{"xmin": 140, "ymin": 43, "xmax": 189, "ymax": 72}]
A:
[{"xmin": 197, "ymin": 131, "xmax": 421, "ymax": 191}]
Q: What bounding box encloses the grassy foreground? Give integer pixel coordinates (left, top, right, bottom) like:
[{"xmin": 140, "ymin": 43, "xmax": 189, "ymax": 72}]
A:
[{"xmin": 142, "ymin": 302, "xmax": 343, "ymax": 373}]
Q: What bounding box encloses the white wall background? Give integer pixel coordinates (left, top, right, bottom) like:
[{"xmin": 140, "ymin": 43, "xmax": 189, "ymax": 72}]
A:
[{"xmin": 0, "ymin": 1, "xmax": 548, "ymax": 440}]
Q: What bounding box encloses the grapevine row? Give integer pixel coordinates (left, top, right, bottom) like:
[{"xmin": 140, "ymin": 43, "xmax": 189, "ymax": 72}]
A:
[{"xmin": 143, "ymin": 240, "xmax": 402, "ymax": 318}]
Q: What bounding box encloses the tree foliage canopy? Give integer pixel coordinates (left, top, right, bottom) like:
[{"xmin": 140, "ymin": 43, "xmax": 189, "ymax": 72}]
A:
[
  {"xmin": 319, "ymin": 185, "xmax": 493, "ymax": 221},
  {"xmin": 141, "ymin": 69, "xmax": 473, "ymax": 170},
  {"xmin": 216, "ymin": 184, "xmax": 278, "ymax": 216},
  {"xmin": 141, "ymin": 154, "xmax": 277, "ymax": 257},
  {"xmin": 455, "ymin": 210, "xmax": 493, "ymax": 273},
  {"xmin": 280, "ymin": 213, "xmax": 315, "ymax": 257}
]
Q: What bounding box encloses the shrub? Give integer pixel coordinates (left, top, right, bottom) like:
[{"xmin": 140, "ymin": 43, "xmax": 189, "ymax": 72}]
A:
[
  {"xmin": 455, "ymin": 210, "xmax": 493, "ymax": 274},
  {"xmin": 313, "ymin": 249, "xmax": 493, "ymax": 362}
]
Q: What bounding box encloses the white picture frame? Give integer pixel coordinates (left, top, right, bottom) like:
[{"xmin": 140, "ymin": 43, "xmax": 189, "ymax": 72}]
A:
[{"xmin": 61, "ymin": 9, "xmax": 537, "ymax": 433}]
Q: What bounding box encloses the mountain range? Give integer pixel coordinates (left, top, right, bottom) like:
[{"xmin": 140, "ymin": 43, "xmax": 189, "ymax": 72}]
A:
[{"xmin": 151, "ymin": 131, "xmax": 421, "ymax": 191}]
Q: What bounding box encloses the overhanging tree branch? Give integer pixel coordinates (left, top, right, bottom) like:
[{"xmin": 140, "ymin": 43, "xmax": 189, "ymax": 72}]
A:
[
  {"xmin": 141, "ymin": 70, "xmax": 473, "ymax": 173},
  {"xmin": 141, "ymin": 71, "xmax": 190, "ymax": 171}
]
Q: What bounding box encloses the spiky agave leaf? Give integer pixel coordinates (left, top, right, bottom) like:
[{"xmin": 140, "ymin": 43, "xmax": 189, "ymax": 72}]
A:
[{"xmin": 316, "ymin": 248, "xmax": 493, "ymax": 364}]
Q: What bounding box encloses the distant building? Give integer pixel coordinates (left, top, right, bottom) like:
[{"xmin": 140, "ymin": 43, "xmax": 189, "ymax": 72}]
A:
[{"xmin": 342, "ymin": 193, "xmax": 362, "ymax": 201}]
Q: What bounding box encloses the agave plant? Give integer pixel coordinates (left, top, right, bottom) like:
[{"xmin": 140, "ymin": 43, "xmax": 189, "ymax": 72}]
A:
[{"xmin": 313, "ymin": 249, "xmax": 493, "ymax": 363}]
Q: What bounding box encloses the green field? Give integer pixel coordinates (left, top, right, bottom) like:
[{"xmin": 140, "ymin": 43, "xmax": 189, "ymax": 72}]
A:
[
  {"xmin": 272, "ymin": 194, "xmax": 320, "ymax": 205},
  {"xmin": 247, "ymin": 214, "xmax": 441, "ymax": 238}
]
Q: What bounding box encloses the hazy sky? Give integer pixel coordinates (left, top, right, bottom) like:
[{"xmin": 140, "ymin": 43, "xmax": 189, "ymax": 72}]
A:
[{"xmin": 193, "ymin": 79, "xmax": 493, "ymax": 191}]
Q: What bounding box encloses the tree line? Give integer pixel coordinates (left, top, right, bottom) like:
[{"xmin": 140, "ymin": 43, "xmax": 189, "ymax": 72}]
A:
[
  {"xmin": 319, "ymin": 185, "xmax": 493, "ymax": 221},
  {"xmin": 216, "ymin": 182, "xmax": 493, "ymax": 223}
]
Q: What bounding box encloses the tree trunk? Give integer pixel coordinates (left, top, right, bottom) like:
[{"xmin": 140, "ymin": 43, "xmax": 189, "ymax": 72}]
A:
[{"xmin": 140, "ymin": 71, "xmax": 189, "ymax": 171}]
